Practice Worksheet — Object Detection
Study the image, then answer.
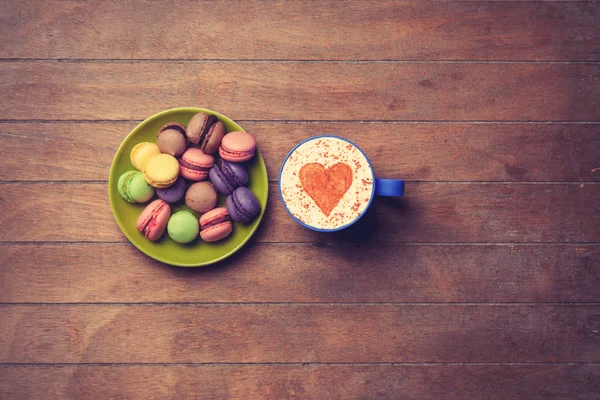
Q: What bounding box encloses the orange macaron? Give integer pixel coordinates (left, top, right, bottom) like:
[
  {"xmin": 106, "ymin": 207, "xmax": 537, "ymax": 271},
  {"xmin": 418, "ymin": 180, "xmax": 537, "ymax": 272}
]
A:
[
  {"xmin": 179, "ymin": 148, "xmax": 215, "ymax": 181},
  {"xmin": 199, "ymin": 207, "xmax": 233, "ymax": 242},
  {"xmin": 219, "ymin": 131, "xmax": 256, "ymax": 162}
]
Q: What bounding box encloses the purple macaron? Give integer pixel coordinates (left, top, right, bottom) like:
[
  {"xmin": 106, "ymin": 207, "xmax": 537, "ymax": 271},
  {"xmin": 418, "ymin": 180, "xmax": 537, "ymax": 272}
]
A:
[
  {"xmin": 156, "ymin": 177, "xmax": 186, "ymax": 204},
  {"xmin": 209, "ymin": 160, "xmax": 249, "ymax": 195},
  {"xmin": 226, "ymin": 187, "xmax": 261, "ymax": 224}
]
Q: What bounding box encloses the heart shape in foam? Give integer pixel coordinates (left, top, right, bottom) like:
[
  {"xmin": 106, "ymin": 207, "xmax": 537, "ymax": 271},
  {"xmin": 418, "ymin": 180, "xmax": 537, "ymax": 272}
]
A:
[{"xmin": 299, "ymin": 162, "xmax": 353, "ymax": 216}]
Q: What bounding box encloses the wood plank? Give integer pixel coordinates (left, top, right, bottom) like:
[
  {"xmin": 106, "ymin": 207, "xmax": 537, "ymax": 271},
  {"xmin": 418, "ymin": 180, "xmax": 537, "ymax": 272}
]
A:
[
  {"xmin": 1, "ymin": 244, "xmax": 598, "ymax": 303},
  {"xmin": 2, "ymin": 122, "xmax": 599, "ymax": 182},
  {"xmin": 1, "ymin": 183, "xmax": 598, "ymax": 243},
  {"xmin": 0, "ymin": 305, "xmax": 598, "ymax": 363},
  {"xmin": 1, "ymin": 364, "xmax": 598, "ymax": 400},
  {"xmin": 1, "ymin": 63, "xmax": 598, "ymax": 121},
  {"xmin": 1, "ymin": 1, "xmax": 598, "ymax": 61}
]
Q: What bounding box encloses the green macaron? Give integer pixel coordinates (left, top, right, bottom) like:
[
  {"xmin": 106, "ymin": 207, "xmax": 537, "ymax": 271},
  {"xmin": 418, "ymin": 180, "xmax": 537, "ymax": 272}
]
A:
[
  {"xmin": 118, "ymin": 171, "xmax": 155, "ymax": 203},
  {"xmin": 167, "ymin": 211, "xmax": 199, "ymax": 244}
]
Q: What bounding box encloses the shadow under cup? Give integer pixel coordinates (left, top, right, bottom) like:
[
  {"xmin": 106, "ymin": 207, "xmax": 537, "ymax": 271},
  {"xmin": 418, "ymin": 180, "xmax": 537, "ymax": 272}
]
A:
[{"xmin": 278, "ymin": 135, "xmax": 405, "ymax": 232}]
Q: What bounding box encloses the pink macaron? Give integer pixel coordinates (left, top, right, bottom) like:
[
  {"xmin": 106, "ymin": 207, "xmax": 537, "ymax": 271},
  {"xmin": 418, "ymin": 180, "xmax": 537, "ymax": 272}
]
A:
[
  {"xmin": 179, "ymin": 148, "xmax": 215, "ymax": 181},
  {"xmin": 199, "ymin": 207, "xmax": 233, "ymax": 242},
  {"xmin": 136, "ymin": 199, "xmax": 171, "ymax": 241},
  {"xmin": 219, "ymin": 131, "xmax": 256, "ymax": 162}
]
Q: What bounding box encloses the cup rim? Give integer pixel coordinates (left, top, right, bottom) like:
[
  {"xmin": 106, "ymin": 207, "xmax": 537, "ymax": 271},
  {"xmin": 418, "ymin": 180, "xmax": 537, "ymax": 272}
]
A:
[{"xmin": 278, "ymin": 135, "xmax": 376, "ymax": 233}]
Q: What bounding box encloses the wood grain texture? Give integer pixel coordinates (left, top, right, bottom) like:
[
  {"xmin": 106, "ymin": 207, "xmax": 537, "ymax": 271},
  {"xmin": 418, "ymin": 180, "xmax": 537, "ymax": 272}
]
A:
[
  {"xmin": 1, "ymin": 0, "xmax": 599, "ymax": 398},
  {"xmin": 1, "ymin": 364, "xmax": 598, "ymax": 400},
  {"xmin": 1, "ymin": 244, "xmax": 598, "ymax": 303},
  {"xmin": 1, "ymin": 183, "xmax": 598, "ymax": 243},
  {"xmin": 1, "ymin": 1, "xmax": 598, "ymax": 61},
  {"xmin": 1, "ymin": 62, "xmax": 598, "ymax": 121},
  {"xmin": 2, "ymin": 122, "xmax": 600, "ymax": 182},
  {"xmin": 1, "ymin": 305, "xmax": 599, "ymax": 363}
]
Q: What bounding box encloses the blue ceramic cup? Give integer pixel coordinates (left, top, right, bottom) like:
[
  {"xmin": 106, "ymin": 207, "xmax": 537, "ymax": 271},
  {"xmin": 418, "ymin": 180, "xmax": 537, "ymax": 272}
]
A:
[{"xmin": 278, "ymin": 135, "xmax": 404, "ymax": 232}]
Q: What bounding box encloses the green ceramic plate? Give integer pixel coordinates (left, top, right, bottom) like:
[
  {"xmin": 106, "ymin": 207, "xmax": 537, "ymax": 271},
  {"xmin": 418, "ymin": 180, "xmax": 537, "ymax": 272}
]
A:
[{"xmin": 108, "ymin": 107, "xmax": 268, "ymax": 267}]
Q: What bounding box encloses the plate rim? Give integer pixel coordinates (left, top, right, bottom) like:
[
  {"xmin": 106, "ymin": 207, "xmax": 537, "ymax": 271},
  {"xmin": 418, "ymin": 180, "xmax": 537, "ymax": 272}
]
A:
[{"xmin": 108, "ymin": 107, "xmax": 268, "ymax": 267}]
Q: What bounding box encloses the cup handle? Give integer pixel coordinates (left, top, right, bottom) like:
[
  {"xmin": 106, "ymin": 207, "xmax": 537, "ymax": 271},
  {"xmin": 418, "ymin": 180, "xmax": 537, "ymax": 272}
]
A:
[{"xmin": 375, "ymin": 178, "xmax": 405, "ymax": 197}]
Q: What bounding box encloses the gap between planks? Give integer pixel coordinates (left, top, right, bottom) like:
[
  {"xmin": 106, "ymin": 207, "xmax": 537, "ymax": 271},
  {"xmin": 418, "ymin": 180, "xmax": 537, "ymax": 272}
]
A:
[
  {"xmin": 1, "ymin": 181, "xmax": 599, "ymax": 185},
  {"xmin": 1, "ymin": 362, "xmax": 599, "ymax": 367},
  {"xmin": 1, "ymin": 120, "xmax": 600, "ymax": 124},
  {"xmin": 1, "ymin": 303, "xmax": 599, "ymax": 306},
  {"xmin": 1, "ymin": 242, "xmax": 598, "ymax": 246},
  {"xmin": 1, "ymin": 59, "xmax": 600, "ymax": 64}
]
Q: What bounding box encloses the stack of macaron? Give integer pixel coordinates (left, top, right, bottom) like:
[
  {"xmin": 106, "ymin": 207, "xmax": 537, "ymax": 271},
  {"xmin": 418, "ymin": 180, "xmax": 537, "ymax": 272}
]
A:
[{"xmin": 117, "ymin": 111, "xmax": 262, "ymax": 244}]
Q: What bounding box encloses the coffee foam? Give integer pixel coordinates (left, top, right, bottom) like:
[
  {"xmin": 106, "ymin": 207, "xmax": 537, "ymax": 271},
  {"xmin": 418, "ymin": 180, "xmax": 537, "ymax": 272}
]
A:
[{"xmin": 280, "ymin": 137, "xmax": 374, "ymax": 230}]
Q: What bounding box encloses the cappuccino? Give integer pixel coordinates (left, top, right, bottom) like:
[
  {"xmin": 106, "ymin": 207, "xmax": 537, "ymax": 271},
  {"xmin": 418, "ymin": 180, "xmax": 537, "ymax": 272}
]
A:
[{"xmin": 279, "ymin": 136, "xmax": 374, "ymax": 230}]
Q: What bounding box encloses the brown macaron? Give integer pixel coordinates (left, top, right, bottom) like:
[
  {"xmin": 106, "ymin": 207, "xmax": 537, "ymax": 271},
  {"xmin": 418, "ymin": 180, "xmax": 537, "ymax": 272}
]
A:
[
  {"xmin": 185, "ymin": 181, "xmax": 218, "ymax": 213},
  {"xmin": 186, "ymin": 112, "xmax": 226, "ymax": 154},
  {"xmin": 157, "ymin": 122, "xmax": 188, "ymax": 157}
]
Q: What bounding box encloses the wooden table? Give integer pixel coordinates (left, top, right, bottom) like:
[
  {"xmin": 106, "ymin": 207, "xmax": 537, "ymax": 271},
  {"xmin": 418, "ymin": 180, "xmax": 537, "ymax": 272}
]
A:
[{"xmin": 1, "ymin": 1, "xmax": 599, "ymax": 399}]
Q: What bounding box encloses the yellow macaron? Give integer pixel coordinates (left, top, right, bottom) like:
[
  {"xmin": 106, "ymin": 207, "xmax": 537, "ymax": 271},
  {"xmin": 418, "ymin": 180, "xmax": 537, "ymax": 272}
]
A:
[
  {"xmin": 131, "ymin": 142, "xmax": 161, "ymax": 171},
  {"xmin": 143, "ymin": 153, "xmax": 180, "ymax": 188}
]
